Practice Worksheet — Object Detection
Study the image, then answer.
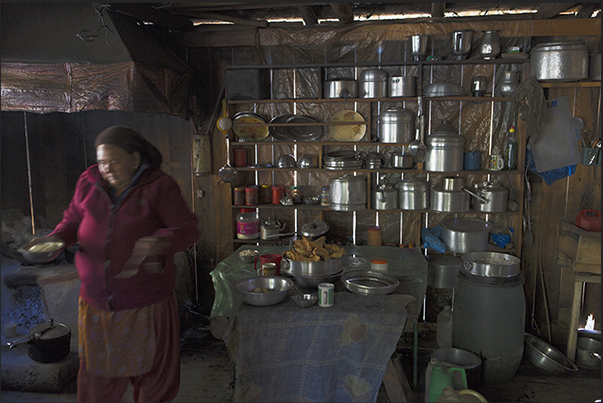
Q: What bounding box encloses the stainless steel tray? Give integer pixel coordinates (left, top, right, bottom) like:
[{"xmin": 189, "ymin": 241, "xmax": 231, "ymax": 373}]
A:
[{"xmin": 340, "ymin": 270, "xmax": 400, "ymax": 296}]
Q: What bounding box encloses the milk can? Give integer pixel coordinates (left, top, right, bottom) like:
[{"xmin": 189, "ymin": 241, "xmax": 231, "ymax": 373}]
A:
[
  {"xmin": 372, "ymin": 183, "xmax": 399, "ymax": 210},
  {"xmin": 378, "ymin": 108, "xmax": 416, "ymax": 143},
  {"xmin": 425, "ymin": 121, "xmax": 465, "ymax": 172},
  {"xmin": 452, "ymin": 254, "xmax": 525, "ymax": 384}
]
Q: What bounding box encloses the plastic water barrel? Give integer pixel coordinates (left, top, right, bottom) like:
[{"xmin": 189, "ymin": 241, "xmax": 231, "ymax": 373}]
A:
[{"xmin": 451, "ymin": 267, "xmax": 525, "ymax": 384}]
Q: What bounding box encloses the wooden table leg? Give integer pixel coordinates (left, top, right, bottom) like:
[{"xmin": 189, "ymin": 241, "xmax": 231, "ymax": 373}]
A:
[
  {"xmin": 383, "ymin": 355, "xmax": 411, "ymax": 403},
  {"xmin": 566, "ymin": 279, "xmax": 583, "ymax": 362}
]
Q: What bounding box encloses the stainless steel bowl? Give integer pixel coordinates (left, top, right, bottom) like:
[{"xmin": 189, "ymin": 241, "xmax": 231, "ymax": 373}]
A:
[
  {"xmin": 298, "ymin": 154, "xmax": 319, "ymax": 168},
  {"xmin": 291, "ymin": 293, "xmax": 318, "ymax": 308},
  {"xmin": 424, "ymin": 82, "xmax": 465, "ymax": 97},
  {"xmin": 461, "ymin": 251, "xmax": 521, "ymax": 278},
  {"xmin": 18, "ymin": 241, "xmax": 65, "ymax": 264},
  {"xmin": 276, "ymin": 154, "xmax": 297, "ymax": 168},
  {"xmin": 237, "ymin": 248, "xmax": 260, "ymax": 263},
  {"xmin": 236, "ymin": 276, "xmax": 294, "ymax": 306},
  {"xmin": 291, "ymin": 269, "xmax": 344, "ymax": 288},
  {"xmin": 524, "ymin": 333, "xmax": 578, "ymax": 375},
  {"xmin": 340, "ymin": 270, "xmax": 400, "ymax": 296}
]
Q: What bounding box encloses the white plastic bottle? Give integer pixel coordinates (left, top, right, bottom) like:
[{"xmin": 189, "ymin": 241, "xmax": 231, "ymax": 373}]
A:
[
  {"xmin": 236, "ymin": 208, "xmax": 259, "ymax": 240},
  {"xmin": 437, "ymin": 305, "xmax": 453, "ymax": 348}
]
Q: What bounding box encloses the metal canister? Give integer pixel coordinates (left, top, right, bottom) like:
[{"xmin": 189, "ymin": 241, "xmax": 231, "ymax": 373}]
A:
[
  {"xmin": 425, "ymin": 121, "xmax": 465, "ymax": 172},
  {"xmin": 389, "ymin": 76, "xmax": 417, "ymax": 97},
  {"xmin": 359, "ymin": 69, "xmax": 388, "ymax": 98},
  {"xmin": 378, "ymin": 108, "xmax": 416, "ymax": 143},
  {"xmin": 397, "ymin": 178, "xmax": 429, "ymax": 210}
]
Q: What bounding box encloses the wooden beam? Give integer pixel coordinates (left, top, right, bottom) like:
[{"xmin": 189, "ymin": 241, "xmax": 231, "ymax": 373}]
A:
[
  {"xmin": 329, "ymin": 3, "xmax": 354, "ymax": 24},
  {"xmin": 194, "ymin": 12, "xmax": 268, "ymax": 28},
  {"xmin": 536, "ymin": 3, "xmax": 578, "ymax": 19},
  {"xmin": 297, "ymin": 6, "xmax": 318, "ymax": 26},
  {"xmin": 430, "ymin": 2, "xmax": 445, "ymax": 19}
]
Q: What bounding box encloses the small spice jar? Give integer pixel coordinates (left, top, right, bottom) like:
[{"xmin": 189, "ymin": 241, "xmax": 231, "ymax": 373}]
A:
[
  {"xmin": 367, "ymin": 226, "xmax": 382, "ymax": 246},
  {"xmin": 371, "ymin": 257, "xmax": 389, "ymax": 273},
  {"xmin": 233, "ymin": 186, "xmax": 245, "ymax": 205},
  {"xmin": 260, "ymin": 184, "xmax": 272, "ymax": 204},
  {"xmin": 245, "ymin": 185, "xmax": 259, "ymax": 206},
  {"xmin": 272, "ymin": 185, "xmax": 285, "ymax": 204},
  {"xmin": 288, "ymin": 186, "xmax": 303, "ymax": 204}
]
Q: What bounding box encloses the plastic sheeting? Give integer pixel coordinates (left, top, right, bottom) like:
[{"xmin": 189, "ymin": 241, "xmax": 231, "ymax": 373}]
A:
[
  {"xmin": 1, "ymin": 61, "xmax": 191, "ymax": 119},
  {"xmin": 227, "ymin": 21, "xmax": 535, "ymax": 246}
]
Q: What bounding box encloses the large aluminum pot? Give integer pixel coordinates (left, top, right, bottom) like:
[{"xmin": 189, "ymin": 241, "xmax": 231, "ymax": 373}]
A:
[
  {"xmin": 425, "ymin": 121, "xmax": 464, "ymax": 172},
  {"xmin": 468, "ymin": 181, "xmax": 509, "ymax": 212},
  {"xmin": 397, "ymin": 178, "xmax": 429, "ymax": 210},
  {"xmin": 428, "ymin": 254, "xmax": 462, "ymax": 289},
  {"xmin": 389, "ymin": 76, "xmax": 417, "ymax": 97},
  {"xmin": 329, "ymin": 175, "xmax": 367, "ymax": 211},
  {"xmin": 431, "ymin": 177, "xmax": 470, "ymax": 213},
  {"xmin": 440, "ymin": 217, "xmax": 492, "ymax": 253},
  {"xmin": 530, "ymin": 41, "xmax": 589, "ymax": 82},
  {"xmin": 359, "ymin": 69, "xmax": 388, "ymax": 98},
  {"xmin": 282, "ymin": 256, "xmax": 344, "ymax": 277},
  {"xmin": 461, "ymin": 251, "xmax": 520, "ymax": 278},
  {"xmin": 378, "ymin": 108, "xmax": 415, "ymax": 143},
  {"xmin": 372, "ymin": 186, "xmax": 399, "ymax": 210},
  {"xmin": 324, "ymin": 79, "xmax": 358, "ymax": 99}
]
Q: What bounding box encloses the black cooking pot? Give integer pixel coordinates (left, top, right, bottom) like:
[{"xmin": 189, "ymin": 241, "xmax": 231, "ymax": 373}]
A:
[{"xmin": 7, "ymin": 319, "xmax": 71, "ymax": 363}]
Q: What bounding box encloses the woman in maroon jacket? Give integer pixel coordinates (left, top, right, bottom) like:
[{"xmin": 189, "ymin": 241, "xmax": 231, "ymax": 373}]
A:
[{"xmin": 24, "ymin": 126, "xmax": 200, "ymax": 402}]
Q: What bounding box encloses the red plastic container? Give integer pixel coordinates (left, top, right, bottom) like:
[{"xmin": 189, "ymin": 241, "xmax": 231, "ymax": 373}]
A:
[{"xmin": 575, "ymin": 209, "xmax": 601, "ymax": 232}]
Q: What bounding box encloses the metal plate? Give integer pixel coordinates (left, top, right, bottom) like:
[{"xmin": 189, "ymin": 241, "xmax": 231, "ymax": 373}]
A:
[
  {"xmin": 232, "ymin": 112, "xmax": 270, "ymax": 141},
  {"xmin": 329, "ymin": 110, "xmax": 367, "ymax": 141},
  {"xmin": 340, "ymin": 270, "xmax": 400, "ymax": 296},
  {"xmin": 269, "ymin": 113, "xmax": 295, "ymax": 141},
  {"xmin": 286, "ymin": 115, "xmax": 323, "ymax": 142}
]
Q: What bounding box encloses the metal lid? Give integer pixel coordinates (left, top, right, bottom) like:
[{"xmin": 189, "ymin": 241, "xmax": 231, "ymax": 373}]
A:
[
  {"xmin": 432, "ymin": 120, "xmax": 458, "ymax": 136},
  {"xmin": 30, "ymin": 321, "xmax": 70, "ymax": 339},
  {"xmin": 428, "ymin": 254, "xmax": 463, "ymax": 269},
  {"xmin": 532, "ymin": 41, "xmax": 587, "ymax": 53},
  {"xmin": 398, "ymin": 178, "xmax": 429, "ymax": 191},
  {"xmin": 301, "ymin": 221, "xmax": 330, "ymax": 237},
  {"xmin": 359, "ymin": 68, "xmax": 389, "ymax": 82},
  {"xmin": 331, "ymin": 174, "xmax": 366, "ymax": 184},
  {"xmin": 379, "ymin": 108, "xmax": 415, "ymax": 122},
  {"xmin": 440, "ymin": 217, "xmax": 492, "ymax": 233}
]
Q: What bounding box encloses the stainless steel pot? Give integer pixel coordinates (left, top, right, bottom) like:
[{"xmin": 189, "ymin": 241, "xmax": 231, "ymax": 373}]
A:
[
  {"xmin": 282, "ymin": 257, "xmax": 343, "ymax": 277},
  {"xmin": 425, "ymin": 121, "xmax": 464, "ymax": 172},
  {"xmin": 324, "ymin": 79, "xmax": 358, "ymax": 99},
  {"xmin": 7, "ymin": 319, "xmax": 71, "ymax": 363},
  {"xmin": 461, "ymin": 252, "xmax": 520, "ymax": 277},
  {"xmin": 431, "ymin": 177, "xmax": 470, "ymax": 213},
  {"xmin": 390, "ymin": 152, "xmax": 414, "ymax": 168},
  {"xmin": 372, "ymin": 185, "xmax": 399, "ymax": 210},
  {"xmin": 397, "ymin": 178, "xmax": 429, "ymax": 210},
  {"xmin": 329, "ymin": 175, "xmax": 367, "ymax": 211},
  {"xmin": 468, "ymin": 180, "xmax": 509, "ymax": 212},
  {"xmin": 359, "ymin": 69, "xmax": 388, "ymax": 98},
  {"xmin": 440, "ymin": 217, "xmax": 492, "ymax": 254},
  {"xmin": 428, "ymin": 254, "xmax": 462, "ymax": 289},
  {"xmin": 389, "ymin": 76, "xmax": 417, "ymax": 97},
  {"xmin": 378, "ymin": 108, "xmax": 415, "ymax": 143},
  {"xmin": 530, "ymin": 41, "xmax": 589, "ymax": 82}
]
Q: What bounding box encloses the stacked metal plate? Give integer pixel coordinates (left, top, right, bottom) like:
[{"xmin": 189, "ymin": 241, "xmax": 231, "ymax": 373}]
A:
[{"xmin": 323, "ymin": 150, "xmax": 363, "ymax": 170}]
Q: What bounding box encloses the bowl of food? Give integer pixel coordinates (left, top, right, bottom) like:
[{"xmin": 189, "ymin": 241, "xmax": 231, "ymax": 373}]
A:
[
  {"xmin": 18, "ymin": 241, "xmax": 65, "ymax": 264},
  {"xmin": 238, "ymin": 248, "xmax": 260, "ymax": 263},
  {"xmin": 291, "ymin": 293, "xmax": 318, "ymax": 308},
  {"xmin": 236, "ymin": 276, "xmax": 294, "ymax": 306}
]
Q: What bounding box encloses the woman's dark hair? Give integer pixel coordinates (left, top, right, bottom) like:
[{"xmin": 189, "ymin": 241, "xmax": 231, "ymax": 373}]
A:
[{"xmin": 94, "ymin": 126, "xmax": 163, "ymax": 169}]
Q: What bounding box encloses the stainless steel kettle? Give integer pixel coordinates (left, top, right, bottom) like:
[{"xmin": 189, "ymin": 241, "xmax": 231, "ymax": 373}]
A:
[{"xmin": 260, "ymin": 217, "xmax": 286, "ymax": 240}]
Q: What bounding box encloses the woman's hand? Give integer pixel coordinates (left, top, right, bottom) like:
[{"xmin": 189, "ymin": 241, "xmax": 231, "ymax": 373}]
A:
[{"xmin": 131, "ymin": 236, "xmax": 170, "ymax": 258}]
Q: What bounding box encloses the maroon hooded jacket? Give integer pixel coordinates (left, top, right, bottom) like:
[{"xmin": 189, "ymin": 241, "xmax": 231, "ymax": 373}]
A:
[{"xmin": 50, "ymin": 164, "xmax": 199, "ymax": 311}]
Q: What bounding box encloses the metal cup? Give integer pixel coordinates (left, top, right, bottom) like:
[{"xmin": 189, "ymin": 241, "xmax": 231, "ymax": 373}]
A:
[
  {"xmin": 471, "ymin": 76, "xmax": 488, "ymax": 97},
  {"xmin": 410, "ymin": 35, "xmax": 429, "ymax": 61}
]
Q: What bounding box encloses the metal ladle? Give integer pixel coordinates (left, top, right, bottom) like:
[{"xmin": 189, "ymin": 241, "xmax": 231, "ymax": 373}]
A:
[
  {"xmin": 217, "ymin": 100, "xmax": 237, "ymax": 183},
  {"xmin": 408, "ymin": 96, "xmax": 427, "ymax": 162}
]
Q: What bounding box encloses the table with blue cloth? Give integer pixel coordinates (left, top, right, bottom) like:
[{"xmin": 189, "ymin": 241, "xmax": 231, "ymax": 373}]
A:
[{"xmin": 210, "ymin": 245, "xmax": 428, "ymax": 403}]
